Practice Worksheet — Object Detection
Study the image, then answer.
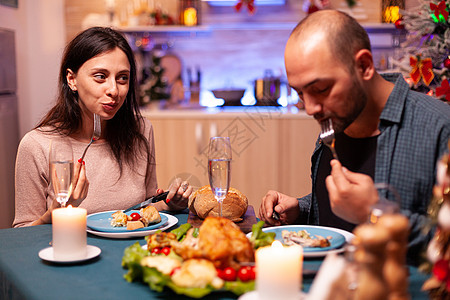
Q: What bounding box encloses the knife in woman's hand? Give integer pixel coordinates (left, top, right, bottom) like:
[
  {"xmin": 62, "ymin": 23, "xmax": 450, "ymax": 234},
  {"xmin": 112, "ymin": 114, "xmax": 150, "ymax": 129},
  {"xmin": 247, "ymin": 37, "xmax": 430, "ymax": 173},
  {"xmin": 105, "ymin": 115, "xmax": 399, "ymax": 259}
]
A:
[{"xmin": 123, "ymin": 191, "xmax": 169, "ymax": 213}]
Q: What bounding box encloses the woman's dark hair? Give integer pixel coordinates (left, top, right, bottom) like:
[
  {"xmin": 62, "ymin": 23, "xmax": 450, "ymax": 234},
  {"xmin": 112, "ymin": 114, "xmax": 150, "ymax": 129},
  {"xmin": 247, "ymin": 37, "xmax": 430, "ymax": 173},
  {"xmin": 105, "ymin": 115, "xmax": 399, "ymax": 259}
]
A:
[{"xmin": 36, "ymin": 26, "xmax": 149, "ymax": 174}]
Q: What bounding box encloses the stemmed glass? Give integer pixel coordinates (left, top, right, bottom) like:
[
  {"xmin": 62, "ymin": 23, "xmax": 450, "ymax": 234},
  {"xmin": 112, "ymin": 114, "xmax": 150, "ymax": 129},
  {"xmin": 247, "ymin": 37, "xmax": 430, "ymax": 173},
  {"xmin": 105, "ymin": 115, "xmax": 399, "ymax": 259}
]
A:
[
  {"xmin": 49, "ymin": 138, "xmax": 74, "ymax": 207},
  {"xmin": 369, "ymin": 183, "xmax": 401, "ymax": 224},
  {"xmin": 208, "ymin": 137, "xmax": 232, "ymax": 218}
]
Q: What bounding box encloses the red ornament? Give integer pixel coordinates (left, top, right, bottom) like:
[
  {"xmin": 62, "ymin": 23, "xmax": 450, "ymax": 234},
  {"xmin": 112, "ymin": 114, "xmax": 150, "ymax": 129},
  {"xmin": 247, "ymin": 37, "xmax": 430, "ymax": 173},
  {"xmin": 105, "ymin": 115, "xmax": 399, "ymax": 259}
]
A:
[
  {"xmin": 395, "ymin": 18, "xmax": 404, "ymax": 29},
  {"xmin": 410, "ymin": 56, "xmax": 435, "ymax": 86},
  {"xmin": 436, "ymin": 79, "xmax": 450, "ymax": 102},
  {"xmin": 234, "ymin": 0, "xmax": 255, "ymax": 14},
  {"xmin": 444, "ymin": 57, "xmax": 450, "ymax": 69},
  {"xmin": 430, "ymin": 1, "xmax": 449, "ymax": 22},
  {"xmin": 433, "ymin": 259, "xmax": 449, "ymax": 281}
]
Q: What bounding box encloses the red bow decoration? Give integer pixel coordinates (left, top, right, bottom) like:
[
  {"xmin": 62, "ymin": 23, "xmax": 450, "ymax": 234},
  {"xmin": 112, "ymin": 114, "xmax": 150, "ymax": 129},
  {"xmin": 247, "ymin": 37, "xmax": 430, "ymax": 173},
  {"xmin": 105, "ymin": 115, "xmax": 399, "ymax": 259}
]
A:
[
  {"xmin": 410, "ymin": 56, "xmax": 435, "ymax": 86},
  {"xmin": 235, "ymin": 0, "xmax": 255, "ymax": 14},
  {"xmin": 430, "ymin": 1, "xmax": 449, "ymax": 22},
  {"xmin": 436, "ymin": 79, "xmax": 450, "ymax": 102}
]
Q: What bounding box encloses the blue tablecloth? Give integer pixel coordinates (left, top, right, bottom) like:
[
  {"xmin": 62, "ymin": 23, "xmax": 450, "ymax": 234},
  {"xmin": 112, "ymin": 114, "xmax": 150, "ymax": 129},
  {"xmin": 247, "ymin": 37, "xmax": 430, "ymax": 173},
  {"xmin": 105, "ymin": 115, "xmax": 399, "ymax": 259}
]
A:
[{"xmin": 0, "ymin": 210, "xmax": 430, "ymax": 300}]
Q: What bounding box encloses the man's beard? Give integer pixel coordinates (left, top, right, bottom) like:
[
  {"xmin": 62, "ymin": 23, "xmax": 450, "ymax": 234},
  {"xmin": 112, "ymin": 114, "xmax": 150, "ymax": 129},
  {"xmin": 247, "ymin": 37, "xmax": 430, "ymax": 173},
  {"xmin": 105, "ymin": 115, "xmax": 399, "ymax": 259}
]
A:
[{"xmin": 332, "ymin": 75, "xmax": 368, "ymax": 134}]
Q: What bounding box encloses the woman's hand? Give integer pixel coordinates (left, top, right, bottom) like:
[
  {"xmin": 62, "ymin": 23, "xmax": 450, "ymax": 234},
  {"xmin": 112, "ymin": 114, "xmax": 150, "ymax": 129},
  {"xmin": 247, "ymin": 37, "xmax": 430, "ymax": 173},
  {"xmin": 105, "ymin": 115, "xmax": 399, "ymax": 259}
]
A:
[
  {"xmin": 69, "ymin": 159, "xmax": 89, "ymax": 206},
  {"xmin": 154, "ymin": 178, "xmax": 192, "ymax": 211}
]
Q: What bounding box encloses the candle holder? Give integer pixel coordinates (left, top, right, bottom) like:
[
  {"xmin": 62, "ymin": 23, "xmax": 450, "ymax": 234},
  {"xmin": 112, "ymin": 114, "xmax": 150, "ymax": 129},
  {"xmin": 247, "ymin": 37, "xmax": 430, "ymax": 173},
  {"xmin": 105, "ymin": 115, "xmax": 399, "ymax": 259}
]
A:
[
  {"xmin": 180, "ymin": 0, "xmax": 201, "ymax": 26},
  {"xmin": 38, "ymin": 206, "xmax": 101, "ymax": 263}
]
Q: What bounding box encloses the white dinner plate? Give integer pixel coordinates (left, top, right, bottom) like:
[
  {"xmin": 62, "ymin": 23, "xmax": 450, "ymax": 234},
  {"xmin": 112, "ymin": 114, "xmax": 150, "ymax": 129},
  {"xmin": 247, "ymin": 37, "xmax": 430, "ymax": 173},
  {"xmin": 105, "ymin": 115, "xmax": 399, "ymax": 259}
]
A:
[
  {"xmin": 86, "ymin": 213, "xmax": 178, "ymax": 238},
  {"xmin": 247, "ymin": 225, "xmax": 354, "ymax": 258},
  {"xmin": 86, "ymin": 210, "xmax": 169, "ymax": 233},
  {"xmin": 38, "ymin": 245, "xmax": 101, "ymax": 264}
]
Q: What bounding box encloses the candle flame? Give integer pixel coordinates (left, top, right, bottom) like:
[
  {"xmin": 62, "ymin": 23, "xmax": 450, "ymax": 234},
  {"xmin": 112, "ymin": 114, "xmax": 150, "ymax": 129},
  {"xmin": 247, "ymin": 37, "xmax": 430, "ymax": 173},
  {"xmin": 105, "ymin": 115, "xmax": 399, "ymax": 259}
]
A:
[{"xmin": 67, "ymin": 205, "xmax": 73, "ymax": 209}]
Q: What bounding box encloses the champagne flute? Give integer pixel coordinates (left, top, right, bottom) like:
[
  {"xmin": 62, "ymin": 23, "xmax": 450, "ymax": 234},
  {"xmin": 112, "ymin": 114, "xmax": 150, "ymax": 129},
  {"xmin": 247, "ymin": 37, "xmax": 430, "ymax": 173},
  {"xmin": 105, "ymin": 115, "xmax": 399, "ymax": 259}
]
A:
[
  {"xmin": 49, "ymin": 138, "xmax": 74, "ymax": 207},
  {"xmin": 208, "ymin": 137, "xmax": 232, "ymax": 218},
  {"xmin": 369, "ymin": 183, "xmax": 401, "ymax": 224}
]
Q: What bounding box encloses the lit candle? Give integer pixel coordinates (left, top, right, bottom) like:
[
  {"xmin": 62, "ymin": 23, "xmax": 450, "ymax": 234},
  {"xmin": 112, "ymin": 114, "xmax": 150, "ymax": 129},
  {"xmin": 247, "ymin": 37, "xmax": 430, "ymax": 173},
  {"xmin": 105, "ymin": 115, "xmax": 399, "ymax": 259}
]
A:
[
  {"xmin": 256, "ymin": 241, "xmax": 303, "ymax": 300},
  {"xmin": 183, "ymin": 7, "xmax": 197, "ymax": 26},
  {"xmin": 52, "ymin": 205, "xmax": 87, "ymax": 260}
]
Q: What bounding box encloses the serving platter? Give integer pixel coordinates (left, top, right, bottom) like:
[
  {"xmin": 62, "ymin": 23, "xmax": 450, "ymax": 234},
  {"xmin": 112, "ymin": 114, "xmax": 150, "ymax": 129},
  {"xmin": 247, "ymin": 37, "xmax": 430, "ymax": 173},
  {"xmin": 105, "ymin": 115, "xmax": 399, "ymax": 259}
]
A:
[
  {"xmin": 87, "ymin": 213, "xmax": 177, "ymax": 238},
  {"xmin": 247, "ymin": 225, "xmax": 354, "ymax": 257}
]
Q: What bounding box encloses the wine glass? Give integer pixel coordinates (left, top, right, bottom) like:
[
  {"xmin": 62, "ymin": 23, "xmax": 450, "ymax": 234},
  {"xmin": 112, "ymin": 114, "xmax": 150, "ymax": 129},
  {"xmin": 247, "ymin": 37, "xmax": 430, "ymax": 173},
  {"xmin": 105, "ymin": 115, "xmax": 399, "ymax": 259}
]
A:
[
  {"xmin": 369, "ymin": 183, "xmax": 401, "ymax": 224},
  {"xmin": 208, "ymin": 137, "xmax": 232, "ymax": 218},
  {"xmin": 49, "ymin": 138, "xmax": 74, "ymax": 207}
]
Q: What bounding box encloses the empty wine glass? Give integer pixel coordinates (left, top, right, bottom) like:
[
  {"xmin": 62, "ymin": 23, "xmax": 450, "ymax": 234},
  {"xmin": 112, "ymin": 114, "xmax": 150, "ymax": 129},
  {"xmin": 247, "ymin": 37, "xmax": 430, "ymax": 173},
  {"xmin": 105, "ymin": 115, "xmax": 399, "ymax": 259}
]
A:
[
  {"xmin": 369, "ymin": 183, "xmax": 401, "ymax": 224},
  {"xmin": 208, "ymin": 137, "xmax": 232, "ymax": 218},
  {"xmin": 49, "ymin": 138, "xmax": 74, "ymax": 207}
]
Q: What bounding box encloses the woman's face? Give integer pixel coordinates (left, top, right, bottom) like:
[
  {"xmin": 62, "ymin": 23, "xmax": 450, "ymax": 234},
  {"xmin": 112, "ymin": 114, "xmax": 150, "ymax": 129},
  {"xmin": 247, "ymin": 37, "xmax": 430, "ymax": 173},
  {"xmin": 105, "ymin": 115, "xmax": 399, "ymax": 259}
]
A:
[{"xmin": 66, "ymin": 47, "xmax": 130, "ymax": 121}]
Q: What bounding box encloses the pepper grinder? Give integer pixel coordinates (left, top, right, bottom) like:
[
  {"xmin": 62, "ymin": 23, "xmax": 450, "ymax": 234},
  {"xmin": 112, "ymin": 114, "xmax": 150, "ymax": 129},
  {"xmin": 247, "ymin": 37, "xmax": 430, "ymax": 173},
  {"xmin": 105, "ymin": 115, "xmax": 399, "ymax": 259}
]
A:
[
  {"xmin": 353, "ymin": 224, "xmax": 390, "ymax": 300},
  {"xmin": 377, "ymin": 214, "xmax": 410, "ymax": 300}
]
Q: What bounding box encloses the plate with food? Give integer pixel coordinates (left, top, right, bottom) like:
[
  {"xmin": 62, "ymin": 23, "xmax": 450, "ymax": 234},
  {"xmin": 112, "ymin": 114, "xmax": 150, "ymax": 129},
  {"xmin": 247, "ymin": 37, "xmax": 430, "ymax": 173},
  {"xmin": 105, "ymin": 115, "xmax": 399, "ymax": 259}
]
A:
[
  {"xmin": 247, "ymin": 225, "xmax": 354, "ymax": 257},
  {"xmin": 87, "ymin": 213, "xmax": 177, "ymax": 238},
  {"xmin": 122, "ymin": 217, "xmax": 261, "ymax": 298}
]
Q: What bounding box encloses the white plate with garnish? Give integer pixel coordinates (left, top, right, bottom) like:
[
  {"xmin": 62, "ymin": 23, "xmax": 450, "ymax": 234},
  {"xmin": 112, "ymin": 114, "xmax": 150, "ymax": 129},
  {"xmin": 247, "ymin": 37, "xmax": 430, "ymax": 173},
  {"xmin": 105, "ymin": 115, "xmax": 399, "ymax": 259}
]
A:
[
  {"xmin": 87, "ymin": 210, "xmax": 169, "ymax": 233},
  {"xmin": 86, "ymin": 213, "xmax": 178, "ymax": 239},
  {"xmin": 247, "ymin": 225, "xmax": 354, "ymax": 258}
]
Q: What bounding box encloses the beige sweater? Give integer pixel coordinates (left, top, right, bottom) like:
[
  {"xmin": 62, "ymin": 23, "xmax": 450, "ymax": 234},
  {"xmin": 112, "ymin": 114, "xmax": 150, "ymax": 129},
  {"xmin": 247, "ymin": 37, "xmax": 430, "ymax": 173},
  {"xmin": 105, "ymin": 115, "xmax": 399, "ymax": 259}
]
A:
[{"xmin": 13, "ymin": 119, "xmax": 158, "ymax": 227}]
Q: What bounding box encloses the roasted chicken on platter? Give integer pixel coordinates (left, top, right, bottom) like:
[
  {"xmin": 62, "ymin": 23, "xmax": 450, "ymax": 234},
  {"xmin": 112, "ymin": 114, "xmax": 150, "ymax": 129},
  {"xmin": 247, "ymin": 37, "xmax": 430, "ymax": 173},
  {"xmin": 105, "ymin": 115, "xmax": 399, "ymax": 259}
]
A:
[{"xmin": 146, "ymin": 216, "xmax": 255, "ymax": 269}]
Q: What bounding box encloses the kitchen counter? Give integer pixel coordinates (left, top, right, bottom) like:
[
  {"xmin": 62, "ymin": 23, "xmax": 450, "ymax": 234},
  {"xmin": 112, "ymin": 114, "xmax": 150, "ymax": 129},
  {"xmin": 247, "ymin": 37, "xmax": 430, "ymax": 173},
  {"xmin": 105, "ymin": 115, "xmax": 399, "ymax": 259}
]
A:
[{"xmin": 141, "ymin": 105, "xmax": 309, "ymax": 119}]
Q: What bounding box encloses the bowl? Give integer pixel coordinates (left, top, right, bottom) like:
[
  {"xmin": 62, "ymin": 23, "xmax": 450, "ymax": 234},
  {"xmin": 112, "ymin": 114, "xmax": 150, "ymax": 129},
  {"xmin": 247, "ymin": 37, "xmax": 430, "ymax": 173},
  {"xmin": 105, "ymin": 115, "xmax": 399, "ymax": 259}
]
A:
[{"xmin": 212, "ymin": 88, "xmax": 246, "ymax": 106}]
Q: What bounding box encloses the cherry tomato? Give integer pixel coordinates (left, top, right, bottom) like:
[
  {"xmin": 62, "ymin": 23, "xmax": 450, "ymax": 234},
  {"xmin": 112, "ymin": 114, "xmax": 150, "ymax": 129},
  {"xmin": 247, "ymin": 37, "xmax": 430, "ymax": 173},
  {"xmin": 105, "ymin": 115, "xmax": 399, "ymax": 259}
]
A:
[
  {"xmin": 218, "ymin": 267, "xmax": 237, "ymax": 281},
  {"xmin": 151, "ymin": 247, "xmax": 162, "ymax": 255},
  {"xmin": 130, "ymin": 212, "xmax": 140, "ymax": 221},
  {"xmin": 161, "ymin": 246, "xmax": 171, "ymax": 256},
  {"xmin": 216, "ymin": 268, "xmax": 224, "ymax": 279},
  {"xmin": 237, "ymin": 266, "xmax": 256, "ymax": 282},
  {"xmin": 170, "ymin": 266, "xmax": 181, "ymax": 276}
]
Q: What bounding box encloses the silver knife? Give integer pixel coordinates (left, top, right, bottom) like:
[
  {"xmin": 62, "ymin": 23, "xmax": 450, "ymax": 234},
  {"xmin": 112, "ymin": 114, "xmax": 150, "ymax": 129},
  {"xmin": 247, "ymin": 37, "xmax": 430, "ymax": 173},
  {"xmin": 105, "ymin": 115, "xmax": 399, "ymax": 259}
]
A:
[{"xmin": 123, "ymin": 191, "xmax": 169, "ymax": 213}]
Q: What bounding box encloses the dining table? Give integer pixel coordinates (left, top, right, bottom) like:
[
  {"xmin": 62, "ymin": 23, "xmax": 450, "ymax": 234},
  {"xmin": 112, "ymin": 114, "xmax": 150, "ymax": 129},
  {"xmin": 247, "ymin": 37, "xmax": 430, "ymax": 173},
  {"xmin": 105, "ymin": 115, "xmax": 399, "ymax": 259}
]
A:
[{"xmin": 0, "ymin": 209, "xmax": 430, "ymax": 300}]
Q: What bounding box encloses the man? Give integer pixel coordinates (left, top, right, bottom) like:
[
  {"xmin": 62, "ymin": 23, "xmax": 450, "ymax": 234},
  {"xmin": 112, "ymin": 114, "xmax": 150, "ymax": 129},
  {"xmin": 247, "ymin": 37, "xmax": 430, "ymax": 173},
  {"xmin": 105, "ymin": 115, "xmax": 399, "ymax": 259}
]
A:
[{"xmin": 258, "ymin": 10, "xmax": 450, "ymax": 263}]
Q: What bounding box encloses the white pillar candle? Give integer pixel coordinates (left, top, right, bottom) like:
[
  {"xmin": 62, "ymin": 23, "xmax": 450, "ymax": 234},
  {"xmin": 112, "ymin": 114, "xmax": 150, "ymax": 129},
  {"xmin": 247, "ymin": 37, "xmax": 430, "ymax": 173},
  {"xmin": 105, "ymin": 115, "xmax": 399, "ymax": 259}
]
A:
[
  {"xmin": 52, "ymin": 206, "xmax": 87, "ymax": 260},
  {"xmin": 256, "ymin": 241, "xmax": 303, "ymax": 300}
]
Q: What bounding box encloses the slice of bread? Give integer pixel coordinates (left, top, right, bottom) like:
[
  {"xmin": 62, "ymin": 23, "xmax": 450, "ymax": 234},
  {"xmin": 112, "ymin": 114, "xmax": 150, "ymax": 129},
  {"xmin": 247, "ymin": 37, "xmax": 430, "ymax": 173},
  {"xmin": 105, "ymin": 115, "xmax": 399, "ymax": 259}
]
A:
[{"xmin": 127, "ymin": 220, "xmax": 144, "ymax": 230}]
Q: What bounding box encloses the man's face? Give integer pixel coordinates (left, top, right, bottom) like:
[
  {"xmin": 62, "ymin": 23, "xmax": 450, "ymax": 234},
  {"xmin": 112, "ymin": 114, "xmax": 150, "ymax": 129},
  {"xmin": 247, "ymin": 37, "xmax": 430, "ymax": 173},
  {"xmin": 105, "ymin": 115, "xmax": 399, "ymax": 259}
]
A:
[{"xmin": 284, "ymin": 34, "xmax": 367, "ymax": 133}]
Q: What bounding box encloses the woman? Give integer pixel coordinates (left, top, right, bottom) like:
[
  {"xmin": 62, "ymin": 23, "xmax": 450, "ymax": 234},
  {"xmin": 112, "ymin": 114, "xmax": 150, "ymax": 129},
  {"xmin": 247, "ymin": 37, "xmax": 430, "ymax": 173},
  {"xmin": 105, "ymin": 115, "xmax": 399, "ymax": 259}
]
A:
[{"xmin": 13, "ymin": 27, "xmax": 192, "ymax": 227}]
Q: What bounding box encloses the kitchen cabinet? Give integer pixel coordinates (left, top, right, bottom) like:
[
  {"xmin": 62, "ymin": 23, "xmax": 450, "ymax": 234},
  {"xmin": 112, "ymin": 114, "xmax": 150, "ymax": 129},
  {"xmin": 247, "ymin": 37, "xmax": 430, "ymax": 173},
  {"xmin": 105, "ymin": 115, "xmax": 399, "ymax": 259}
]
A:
[{"xmin": 142, "ymin": 107, "xmax": 320, "ymax": 209}]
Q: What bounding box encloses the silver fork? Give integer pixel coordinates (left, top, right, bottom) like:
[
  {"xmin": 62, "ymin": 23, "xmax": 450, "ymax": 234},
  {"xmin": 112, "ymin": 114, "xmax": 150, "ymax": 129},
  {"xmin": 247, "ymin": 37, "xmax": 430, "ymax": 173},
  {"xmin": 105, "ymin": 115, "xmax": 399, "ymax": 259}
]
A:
[
  {"xmin": 320, "ymin": 119, "xmax": 339, "ymax": 160},
  {"xmin": 80, "ymin": 113, "xmax": 101, "ymax": 161}
]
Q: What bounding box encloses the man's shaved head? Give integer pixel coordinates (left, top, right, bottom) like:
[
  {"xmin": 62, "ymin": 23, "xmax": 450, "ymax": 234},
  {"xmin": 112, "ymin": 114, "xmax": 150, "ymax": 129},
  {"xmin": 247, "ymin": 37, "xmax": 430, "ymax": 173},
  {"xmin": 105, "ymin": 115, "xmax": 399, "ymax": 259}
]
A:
[{"xmin": 288, "ymin": 10, "xmax": 371, "ymax": 72}]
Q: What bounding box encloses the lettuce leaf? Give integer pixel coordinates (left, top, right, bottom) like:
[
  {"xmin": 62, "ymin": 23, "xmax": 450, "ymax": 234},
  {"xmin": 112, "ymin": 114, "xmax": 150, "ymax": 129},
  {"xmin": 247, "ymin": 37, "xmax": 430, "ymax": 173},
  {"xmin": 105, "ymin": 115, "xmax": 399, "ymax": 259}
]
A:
[
  {"xmin": 250, "ymin": 221, "xmax": 276, "ymax": 249},
  {"xmin": 142, "ymin": 266, "xmax": 171, "ymax": 293},
  {"xmin": 171, "ymin": 223, "xmax": 192, "ymax": 241},
  {"xmin": 166, "ymin": 281, "xmax": 215, "ymax": 298},
  {"xmin": 224, "ymin": 280, "xmax": 255, "ymax": 295},
  {"xmin": 122, "ymin": 242, "xmax": 148, "ymax": 282}
]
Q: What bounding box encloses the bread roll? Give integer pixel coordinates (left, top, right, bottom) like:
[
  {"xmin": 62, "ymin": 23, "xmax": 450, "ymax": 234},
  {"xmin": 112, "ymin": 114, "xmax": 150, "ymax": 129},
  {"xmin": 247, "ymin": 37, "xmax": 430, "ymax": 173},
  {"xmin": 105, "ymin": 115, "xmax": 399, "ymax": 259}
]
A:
[{"xmin": 188, "ymin": 186, "xmax": 248, "ymax": 222}]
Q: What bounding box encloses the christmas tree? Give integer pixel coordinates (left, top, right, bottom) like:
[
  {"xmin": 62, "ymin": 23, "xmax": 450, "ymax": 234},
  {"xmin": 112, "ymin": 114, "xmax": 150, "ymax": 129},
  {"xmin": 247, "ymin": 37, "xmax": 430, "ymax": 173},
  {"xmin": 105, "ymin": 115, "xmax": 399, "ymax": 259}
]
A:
[
  {"xmin": 392, "ymin": 0, "xmax": 450, "ymax": 102},
  {"xmin": 141, "ymin": 53, "xmax": 171, "ymax": 104}
]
